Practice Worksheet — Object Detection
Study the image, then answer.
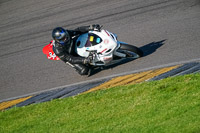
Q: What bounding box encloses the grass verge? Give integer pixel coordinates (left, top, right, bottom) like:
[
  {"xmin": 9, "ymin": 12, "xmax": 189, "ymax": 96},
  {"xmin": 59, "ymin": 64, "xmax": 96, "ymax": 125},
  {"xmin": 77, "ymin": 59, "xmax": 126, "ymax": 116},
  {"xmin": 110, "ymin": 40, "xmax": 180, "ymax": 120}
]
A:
[{"xmin": 0, "ymin": 74, "xmax": 200, "ymax": 133}]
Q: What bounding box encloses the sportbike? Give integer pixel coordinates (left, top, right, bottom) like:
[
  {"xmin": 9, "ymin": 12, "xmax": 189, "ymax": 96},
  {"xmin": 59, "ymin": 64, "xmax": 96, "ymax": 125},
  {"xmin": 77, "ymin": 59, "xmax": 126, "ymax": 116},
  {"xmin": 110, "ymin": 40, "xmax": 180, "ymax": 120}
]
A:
[{"xmin": 43, "ymin": 28, "xmax": 143, "ymax": 68}]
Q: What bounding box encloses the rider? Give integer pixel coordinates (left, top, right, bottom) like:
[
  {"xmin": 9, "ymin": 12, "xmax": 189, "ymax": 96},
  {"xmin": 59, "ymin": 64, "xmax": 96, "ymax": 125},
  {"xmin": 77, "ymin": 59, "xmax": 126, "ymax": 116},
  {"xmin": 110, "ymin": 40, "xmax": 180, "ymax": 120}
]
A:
[{"xmin": 52, "ymin": 24, "xmax": 101, "ymax": 76}]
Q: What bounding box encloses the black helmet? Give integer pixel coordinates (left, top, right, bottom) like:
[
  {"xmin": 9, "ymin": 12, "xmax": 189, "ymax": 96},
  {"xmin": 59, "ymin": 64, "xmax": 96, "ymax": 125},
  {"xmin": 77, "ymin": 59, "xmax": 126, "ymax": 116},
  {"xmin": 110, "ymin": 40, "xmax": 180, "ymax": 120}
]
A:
[{"xmin": 52, "ymin": 27, "xmax": 70, "ymax": 45}]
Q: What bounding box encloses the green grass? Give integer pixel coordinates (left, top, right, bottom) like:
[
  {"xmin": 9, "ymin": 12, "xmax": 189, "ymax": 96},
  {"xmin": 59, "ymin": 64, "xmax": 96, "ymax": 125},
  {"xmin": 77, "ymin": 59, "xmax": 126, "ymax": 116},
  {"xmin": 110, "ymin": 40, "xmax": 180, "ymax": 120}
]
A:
[{"xmin": 0, "ymin": 74, "xmax": 200, "ymax": 133}]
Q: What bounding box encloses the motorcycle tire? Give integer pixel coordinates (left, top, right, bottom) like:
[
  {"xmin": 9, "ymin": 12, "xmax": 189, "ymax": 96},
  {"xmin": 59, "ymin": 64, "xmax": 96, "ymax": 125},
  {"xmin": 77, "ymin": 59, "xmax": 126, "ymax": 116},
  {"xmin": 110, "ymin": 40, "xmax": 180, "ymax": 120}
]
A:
[{"xmin": 118, "ymin": 43, "xmax": 143, "ymax": 58}]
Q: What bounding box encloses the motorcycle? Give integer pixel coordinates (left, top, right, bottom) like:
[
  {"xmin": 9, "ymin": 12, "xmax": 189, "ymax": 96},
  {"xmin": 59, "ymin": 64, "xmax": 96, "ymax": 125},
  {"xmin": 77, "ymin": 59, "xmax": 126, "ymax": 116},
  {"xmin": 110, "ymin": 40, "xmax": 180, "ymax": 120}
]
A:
[{"xmin": 43, "ymin": 28, "xmax": 143, "ymax": 68}]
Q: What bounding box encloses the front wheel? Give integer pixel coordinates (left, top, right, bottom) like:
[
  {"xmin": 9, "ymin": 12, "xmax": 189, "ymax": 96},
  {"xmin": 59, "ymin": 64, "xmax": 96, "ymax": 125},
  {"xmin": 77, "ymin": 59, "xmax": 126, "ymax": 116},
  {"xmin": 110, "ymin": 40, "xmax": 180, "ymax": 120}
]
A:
[{"xmin": 117, "ymin": 43, "xmax": 143, "ymax": 59}]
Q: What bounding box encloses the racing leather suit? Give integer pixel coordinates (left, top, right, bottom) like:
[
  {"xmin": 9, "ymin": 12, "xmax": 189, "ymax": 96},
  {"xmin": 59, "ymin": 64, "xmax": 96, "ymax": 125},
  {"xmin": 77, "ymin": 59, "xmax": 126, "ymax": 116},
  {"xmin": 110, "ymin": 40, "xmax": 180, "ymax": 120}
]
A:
[{"xmin": 53, "ymin": 26, "xmax": 94, "ymax": 75}]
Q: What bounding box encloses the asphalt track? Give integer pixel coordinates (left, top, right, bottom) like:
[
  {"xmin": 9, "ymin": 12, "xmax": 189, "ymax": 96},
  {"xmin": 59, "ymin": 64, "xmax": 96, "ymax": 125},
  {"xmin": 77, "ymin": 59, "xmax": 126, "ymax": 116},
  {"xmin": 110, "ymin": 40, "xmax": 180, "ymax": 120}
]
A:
[{"xmin": 0, "ymin": 0, "xmax": 200, "ymax": 101}]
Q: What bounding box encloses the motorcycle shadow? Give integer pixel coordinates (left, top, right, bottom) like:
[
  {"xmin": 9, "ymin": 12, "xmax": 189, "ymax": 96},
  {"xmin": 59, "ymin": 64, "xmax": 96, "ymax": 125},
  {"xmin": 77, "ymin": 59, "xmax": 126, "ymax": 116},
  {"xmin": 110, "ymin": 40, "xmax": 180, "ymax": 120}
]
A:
[
  {"xmin": 89, "ymin": 40, "xmax": 166, "ymax": 76},
  {"xmin": 139, "ymin": 39, "xmax": 166, "ymax": 57}
]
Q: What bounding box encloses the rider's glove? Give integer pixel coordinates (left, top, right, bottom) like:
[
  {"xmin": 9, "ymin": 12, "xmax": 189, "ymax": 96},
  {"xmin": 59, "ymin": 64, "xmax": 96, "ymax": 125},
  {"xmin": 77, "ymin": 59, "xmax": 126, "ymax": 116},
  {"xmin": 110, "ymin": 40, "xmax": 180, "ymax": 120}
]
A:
[{"xmin": 89, "ymin": 24, "xmax": 102, "ymax": 32}]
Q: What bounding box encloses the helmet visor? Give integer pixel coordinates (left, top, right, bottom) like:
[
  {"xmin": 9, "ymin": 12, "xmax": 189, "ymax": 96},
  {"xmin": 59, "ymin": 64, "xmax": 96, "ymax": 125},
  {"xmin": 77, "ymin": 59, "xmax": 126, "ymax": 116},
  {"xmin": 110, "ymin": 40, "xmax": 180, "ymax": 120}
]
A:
[
  {"xmin": 57, "ymin": 31, "xmax": 70, "ymax": 45},
  {"xmin": 59, "ymin": 36, "xmax": 69, "ymax": 45}
]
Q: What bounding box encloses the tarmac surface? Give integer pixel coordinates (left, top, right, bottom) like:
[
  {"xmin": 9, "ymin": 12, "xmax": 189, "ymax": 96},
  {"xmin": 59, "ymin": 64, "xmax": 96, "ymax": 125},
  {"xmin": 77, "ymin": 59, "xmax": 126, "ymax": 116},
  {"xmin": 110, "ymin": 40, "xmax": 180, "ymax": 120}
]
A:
[
  {"xmin": 0, "ymin": 0, "xmax": 200, "ymax": 100},
  {"xmin": 1, "ymin": 62, "xmax": 200, "ymax": 110}
]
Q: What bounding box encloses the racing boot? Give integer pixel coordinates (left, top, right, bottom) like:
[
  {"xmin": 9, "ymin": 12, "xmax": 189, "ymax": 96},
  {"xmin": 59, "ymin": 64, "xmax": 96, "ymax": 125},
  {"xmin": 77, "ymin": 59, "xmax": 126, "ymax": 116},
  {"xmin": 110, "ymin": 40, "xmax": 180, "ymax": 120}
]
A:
[{"xmin": 73, "ymin": 64, "xmax": 90, "ymax": 76}]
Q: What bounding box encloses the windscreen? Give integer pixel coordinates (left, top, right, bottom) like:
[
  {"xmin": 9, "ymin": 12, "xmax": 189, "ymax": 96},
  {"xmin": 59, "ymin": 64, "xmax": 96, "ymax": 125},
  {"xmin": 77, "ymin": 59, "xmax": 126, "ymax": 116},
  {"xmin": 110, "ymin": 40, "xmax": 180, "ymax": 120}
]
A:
[{"xmin": 85, "ymin": 33, "xmax": 102, "ymax": 47}]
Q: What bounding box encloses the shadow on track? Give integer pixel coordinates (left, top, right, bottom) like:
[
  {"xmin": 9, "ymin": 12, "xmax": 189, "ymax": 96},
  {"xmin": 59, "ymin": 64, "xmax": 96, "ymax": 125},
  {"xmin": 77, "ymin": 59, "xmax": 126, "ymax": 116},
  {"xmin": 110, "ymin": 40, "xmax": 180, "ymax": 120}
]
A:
[
  {"xmin": 89, "ymin": 40, "xmax": 166, "ymax": 76},
  {"xmin": 140, "ymin": 40, "xmax": 166, "ymax": 57}
]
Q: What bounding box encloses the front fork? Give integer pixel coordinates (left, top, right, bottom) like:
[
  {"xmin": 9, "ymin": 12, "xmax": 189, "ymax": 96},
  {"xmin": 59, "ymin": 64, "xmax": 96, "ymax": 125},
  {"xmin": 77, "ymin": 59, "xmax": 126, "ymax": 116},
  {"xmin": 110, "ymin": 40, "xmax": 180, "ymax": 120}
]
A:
[{"xmin": 88, "ymin": 41, "xmax": 128, "ymax": 66}]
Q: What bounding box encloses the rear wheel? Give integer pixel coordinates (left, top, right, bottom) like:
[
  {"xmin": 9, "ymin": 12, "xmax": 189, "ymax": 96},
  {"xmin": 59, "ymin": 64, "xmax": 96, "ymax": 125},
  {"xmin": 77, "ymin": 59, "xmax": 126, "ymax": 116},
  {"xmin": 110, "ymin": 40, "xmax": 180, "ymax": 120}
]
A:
[{"xmin": 117, "ymin": 43, "xmax": 143, "ymax": 59}]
